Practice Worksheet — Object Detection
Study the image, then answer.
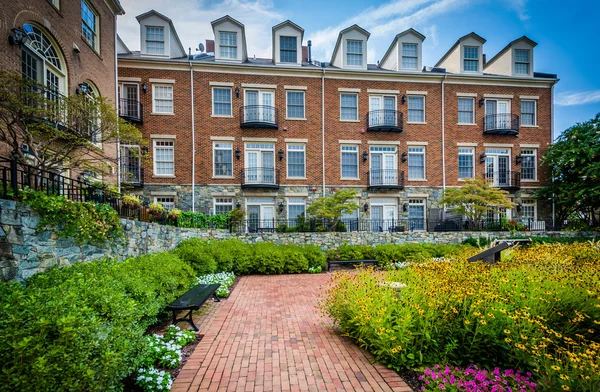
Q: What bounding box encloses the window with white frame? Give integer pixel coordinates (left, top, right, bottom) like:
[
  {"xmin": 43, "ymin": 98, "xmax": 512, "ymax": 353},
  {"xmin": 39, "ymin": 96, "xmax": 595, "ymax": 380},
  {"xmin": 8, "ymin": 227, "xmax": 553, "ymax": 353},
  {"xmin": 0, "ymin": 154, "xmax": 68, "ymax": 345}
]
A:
[
  {"xmin": 407, "ymin": 96, "xmax": 425, "ymax": 123},
  {"xmin": 521, "ymin": 199, "xmax": 537, "ymax": 220},
  {"xmin": 212, "ymin": 88, "xmax": 232, "ymax": 116},
  {"xmin": 408, "ymin": 146, "xmax": 425, "ymax": 180},
  {"xmin": 286, "ymin": 91, "xmax": 305, "ymax": 119},
  {"xmin": 145, "ymin": 26, "xmax": 164, "ymax": 55},
  {"xmin": 153, "ymin": 140, "xmax": 174, "ymax": 176},
  {"xmin": 152, "ymin": 84, "xmax": 173, "ymax": 114},
  {"xmin": 340, "ymin": 93, "xmax": 358, "ymax": 121},
  {"xmin": 346, "ymin": 40, "xmax": 363, "ymax": 66},
  {"xmin": 287, "ymin": 198, "xmax": 306, "ymax": 222},
  {"xmin": 341, "ymin": 145, "xmax": 359, "ymax": 179},
  {"xmin": 81, "ymin": 1, "xmax": 99, "ymax": 51},
  {"xmin": 154, "ymin": 196, "xmax": 175, "ymax": 210},
  {"xmin": 521, "ymin": 149, "xmax": 537, "ymax": 181},
  {"xmin": 521, "ymin": 100, "xmax": 536, "ymax": 126},
  {"xmin": 287, "ymin": 144, "xmax": 305, "ymax": 178},
  {"xmin": 402, "ymin": 43, "xmax": 418, "ymax": 69},
  {"xmin": 514, "ymin": 49, "xmax": 530, "ymax": 75},
  {"xmin": 458, "ymin": 147, "xmax": 474, "ymax": 179},
  {"xmin": 214, "ymin": 197, "xmax": 234, "ymax": 215},
  {"xmin": 280, "ymin": 36, "xmax": 297, "ymax": 63},
  {"xmin": 213, "ymin": 142, "xmax": 233, "ymax": 177},
  {"xmin": 219, "ymin": 32, "xmax": 237, "ymax": 59},
  {"xmin": 458, "ymin": 98, "xmax": 475, "ymax": 124},
  {"xmin": 408, "ymin": 199, "xmax": 426, "ymax": 231},
  {"xmin": 463, "ymin": 46, "xmax": 479, "ymax": 72}
]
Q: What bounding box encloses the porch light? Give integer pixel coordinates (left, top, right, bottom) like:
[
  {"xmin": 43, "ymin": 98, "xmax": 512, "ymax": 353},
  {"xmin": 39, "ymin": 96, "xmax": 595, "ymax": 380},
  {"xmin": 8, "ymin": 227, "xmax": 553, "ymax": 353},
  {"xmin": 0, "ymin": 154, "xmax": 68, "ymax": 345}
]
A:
[
  {"xmin": 278, "ymin": 149, "xmax": 284, "ymax": 161},
  {"xmin": 479, "ymin": 153, "xmax": 486, "ymax": 164},
  {"xmin": 401, "ymin": 152, "xmax": 407, "ymax": 163},
  {"xmin": 235, "ymin": 87, "xmax": 240, "ymax": 98},
  {"xmin": 278, "ymin": 201, "xmax": 284, "ymax": 212},
  {"xmin": 236, "ymin": 201, "xmax": 241, "ymax": 209},
  {"xmin": 515, "ymin": 154, "xmax": 523, "ymax": 165},
  {"xmin": 362, "ymin": 151, "xmax": 368, "ymax": 162},
  {"xmin": 402, "ymin": 203, "xmax": 408, "ymax": 212},
  {"xmin": 478, "ymin": 98, "xmax": 485, "ymax": 107},
  {"xmin": 516, "ymin": 204, "xmax": 522, "ymax": 213},
  {"xmin": 77, "ymin": 82, "xmax": 90, "ymax": 95},
  {"xmin": 363, "ymin": 203, "xmax": 368, "ymax": 212},
  {"xmin": 401, "ymin": 95, "xmax": 406, "ymax": 104},
  {"xmin": 142, "ymin": 83, "xmax": 148, "ymax": 94},
  {"xmin": 235, "ymin": 149, "xmax": 241, "ymax": 160},
  {"xmin": 8, "ymin": 26, "xmax": 29, "ymax": 47}
]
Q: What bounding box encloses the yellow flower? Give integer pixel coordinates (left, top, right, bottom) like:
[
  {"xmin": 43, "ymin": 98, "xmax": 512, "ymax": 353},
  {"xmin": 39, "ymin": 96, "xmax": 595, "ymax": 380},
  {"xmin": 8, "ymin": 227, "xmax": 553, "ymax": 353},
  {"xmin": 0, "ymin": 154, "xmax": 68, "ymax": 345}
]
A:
[
  {"xmin": 551, "ymin": 365, "xmax": 561, "ymax": 371},
  {"xmin": 464, "ymin": 320, "xmax": 471, "ymax": 325},
  {"xmin": 562, "ymin": 386, "xmax": 569, "ymax": 391},
  {"xmin": 505, "ymin": 338, "xmax": 512, "ymax": 343},
  {"xmin": 560, "ymin": 374, "xmax": 570, "ymax": 380},
  {"xmin": 480, "ymin": 320, "xmax": 487, "ymax": 325},
  {"xmin": 504, "ymin": 329, "xmax": 511, "ymax": 334},
  {"xmin": 521, "ymin": 334, "xmax": 528, "ymax": 340}
]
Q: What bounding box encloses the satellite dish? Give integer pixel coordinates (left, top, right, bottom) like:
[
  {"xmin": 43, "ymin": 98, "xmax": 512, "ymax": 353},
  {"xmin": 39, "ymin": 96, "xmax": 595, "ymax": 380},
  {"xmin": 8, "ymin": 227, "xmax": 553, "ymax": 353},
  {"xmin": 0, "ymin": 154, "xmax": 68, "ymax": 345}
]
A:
[{"xmin": 198, "ymin": 43, "xmax": 205, "ymax": 53}]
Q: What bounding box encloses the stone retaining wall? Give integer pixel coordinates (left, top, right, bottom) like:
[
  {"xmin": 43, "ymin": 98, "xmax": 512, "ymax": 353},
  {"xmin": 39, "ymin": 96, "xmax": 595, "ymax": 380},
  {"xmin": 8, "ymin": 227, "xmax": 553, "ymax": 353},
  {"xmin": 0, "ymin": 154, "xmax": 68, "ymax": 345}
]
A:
[{"xmin": 1, "ymin": 199, "xmax": 596, "ymax": 282}]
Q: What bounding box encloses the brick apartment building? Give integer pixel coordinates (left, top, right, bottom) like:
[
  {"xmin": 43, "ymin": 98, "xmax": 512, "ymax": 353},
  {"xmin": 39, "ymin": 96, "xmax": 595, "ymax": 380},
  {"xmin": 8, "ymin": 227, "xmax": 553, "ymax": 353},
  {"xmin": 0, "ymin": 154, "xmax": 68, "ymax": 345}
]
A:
[
  {"xmin": 0, "ymin": 0, "xmax": 124, "ymax": 173},
  {"xmin": 117, "ymin": 10, "xmax": 558, "ymax": 231}
]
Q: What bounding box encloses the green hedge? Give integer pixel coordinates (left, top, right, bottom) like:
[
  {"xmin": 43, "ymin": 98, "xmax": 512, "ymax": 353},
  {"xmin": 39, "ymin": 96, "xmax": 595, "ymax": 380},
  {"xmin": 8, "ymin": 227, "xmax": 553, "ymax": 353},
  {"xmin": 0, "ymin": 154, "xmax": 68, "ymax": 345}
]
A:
[
  {"xmin": 0, "ymin": 253, "xmax": 196, "ymax": 392},
  {"xmin": 325, "ymin": 243, "xmax": 462, "ymax": 267}
]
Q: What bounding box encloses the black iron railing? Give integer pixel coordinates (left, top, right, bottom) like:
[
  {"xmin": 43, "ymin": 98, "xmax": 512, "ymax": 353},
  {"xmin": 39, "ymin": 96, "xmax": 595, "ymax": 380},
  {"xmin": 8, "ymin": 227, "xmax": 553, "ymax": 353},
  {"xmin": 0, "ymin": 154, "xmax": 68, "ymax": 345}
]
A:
[
  {"xmin": 240, "ymin": 105, "xmax": 278, "ymax": 128},
  {"xmin": 241, "ymin": 167, "xmax": 279, "ymax": 188},
  {"xmin": 367, "ymin": 169, "xmax": 404, "ymax": 188},
  {"xmin": 119, "ymin": 98, "xmax": 143, "ymax": 123},
  {"xmin": 484, "ymin": 113, "xmax": 520, "ymax": 135},
  {"xmin": 485, "ymin": 171, "xmax": 521, "ymax": 190},
  {"xmin": 366, "ymin": 110, "xmax": 403, "ymax": 131}
]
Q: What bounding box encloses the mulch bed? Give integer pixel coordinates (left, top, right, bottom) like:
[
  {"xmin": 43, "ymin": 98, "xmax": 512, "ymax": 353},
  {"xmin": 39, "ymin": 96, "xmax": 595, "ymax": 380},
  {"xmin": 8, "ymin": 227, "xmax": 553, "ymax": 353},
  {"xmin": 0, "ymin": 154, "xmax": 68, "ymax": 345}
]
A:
[{"xmin": 397, "ymin": 368, "xmax": 423, "ymax": 391}]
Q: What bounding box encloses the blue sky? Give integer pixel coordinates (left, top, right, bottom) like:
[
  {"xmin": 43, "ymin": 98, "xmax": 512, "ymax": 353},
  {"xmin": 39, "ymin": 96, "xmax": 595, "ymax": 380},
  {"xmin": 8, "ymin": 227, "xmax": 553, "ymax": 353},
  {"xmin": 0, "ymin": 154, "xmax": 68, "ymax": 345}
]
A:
[{"xmin": 118, "ymin": 0, "xmax": 600, "ymax": 138}]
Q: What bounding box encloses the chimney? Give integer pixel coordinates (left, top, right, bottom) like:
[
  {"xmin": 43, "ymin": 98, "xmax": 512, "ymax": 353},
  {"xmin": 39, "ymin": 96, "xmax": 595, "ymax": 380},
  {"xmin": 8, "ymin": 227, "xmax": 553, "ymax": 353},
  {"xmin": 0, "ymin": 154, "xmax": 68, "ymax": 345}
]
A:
[
  {"xmin": 302, "ymin": 46, "xmax": 308, "ymax": 63},
  {"xmin": 482, "ymin": 54, "xmax": 487, "ymax": 66},
  {"xmin": 308, "ymin": 40, "xmax": 312, "ymax": 63},
  {"xmin": 206, "ymin": 39, "xmax": 215, "ymax": 54}
]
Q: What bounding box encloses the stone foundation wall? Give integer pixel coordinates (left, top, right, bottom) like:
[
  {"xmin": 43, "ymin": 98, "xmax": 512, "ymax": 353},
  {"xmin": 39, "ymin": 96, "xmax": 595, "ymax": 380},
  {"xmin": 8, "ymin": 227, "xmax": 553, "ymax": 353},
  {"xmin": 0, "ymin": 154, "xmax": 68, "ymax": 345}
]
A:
[{"xmin": 1, "ymin": 199, "xmax": 595, "ymax": 282}]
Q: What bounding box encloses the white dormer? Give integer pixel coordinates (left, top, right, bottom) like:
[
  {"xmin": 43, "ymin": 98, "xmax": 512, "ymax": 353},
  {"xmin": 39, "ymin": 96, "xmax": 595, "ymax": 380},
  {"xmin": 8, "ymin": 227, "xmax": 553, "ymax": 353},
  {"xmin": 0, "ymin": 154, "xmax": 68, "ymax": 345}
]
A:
[
  {"xmin": 211, "ymin": 15, "xmax": 248, "ymax": 63},
  {"xmin": 379, "ymin": 28, "xmax": 425, "ymax": 72},
  {"xmin": 330, "ymin": 25, "xmax": 370, "ymax": 70},
  {"xmin": 272, "ymin": 20, "xmax": 304, "ymax": 66},
  {"xmin": 435, "ymin": 32, "xmax": 486, "ymax": 74},
  {"xmin": 136, "ymin": 10, "xmax": 186, "ymax": 58},
  {"xmin": 484, "ymin": 36, "xmax": 537, "ymax": 77}
]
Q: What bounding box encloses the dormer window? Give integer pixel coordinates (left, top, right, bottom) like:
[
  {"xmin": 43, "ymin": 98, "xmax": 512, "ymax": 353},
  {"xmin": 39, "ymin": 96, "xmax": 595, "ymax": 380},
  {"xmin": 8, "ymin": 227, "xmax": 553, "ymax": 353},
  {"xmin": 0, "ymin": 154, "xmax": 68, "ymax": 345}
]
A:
[
  {"xmin": 146, "ymin": 26, "xmax": 164, "ymax": 55},
  {"xmin": 514, "ymin": 49, "xmax": 530, "ymax": 75},
  {"xmin": 280, "ymin": 36, "xmax": 297, "ymax": 63},
  {"xmin": 219, "ymin": 32, "xmax": 237, "ymax": 59},
  {"xmin": 402, "ymin": 43, "xmax": 418, "ymax": 69},
  {"xmin": 347, "ymin": 40, "xmax": 363, "ymax": 66},
  {"xmin": 463, "ymin": 46, "xmax": 479, "ymax": 71}
]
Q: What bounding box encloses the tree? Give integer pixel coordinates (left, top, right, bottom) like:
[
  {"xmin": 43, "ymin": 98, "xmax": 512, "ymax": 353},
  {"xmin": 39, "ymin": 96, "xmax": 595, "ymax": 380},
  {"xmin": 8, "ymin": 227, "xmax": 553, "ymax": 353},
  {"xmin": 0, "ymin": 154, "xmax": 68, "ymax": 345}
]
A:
[
  {"xmin": 307, "ymin": 189, "xmax": 360, "ymax": 231},
  {"xmin": 440, "ymin": 178, "xmax": 515, "ymax": 221},
  {"xmin": 535, "ymin": 114, "xmax": 600, "ymax": 228},
  {"xmin": 0, "ymin": 70, "xmax": 144, "ymax": 175}
]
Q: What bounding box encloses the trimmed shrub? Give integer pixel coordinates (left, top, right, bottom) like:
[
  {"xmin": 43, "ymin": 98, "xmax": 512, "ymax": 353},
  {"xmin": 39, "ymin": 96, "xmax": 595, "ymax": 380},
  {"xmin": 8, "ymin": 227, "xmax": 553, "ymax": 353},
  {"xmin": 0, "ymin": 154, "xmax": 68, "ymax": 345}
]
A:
[
  {"xmin": 303, "ymin": 245, "xmax": 327, "ymax": 270},
  {"xmin": 253, "ymin": 242, "xmax": 285, "ymax": 275},
  {"xmin": 174, "ymin": 238, "xmax": 217, "ymax": 275},
  {"xmin": 281, "ymin": 245, "xmax": 309, "ymax": 274}
]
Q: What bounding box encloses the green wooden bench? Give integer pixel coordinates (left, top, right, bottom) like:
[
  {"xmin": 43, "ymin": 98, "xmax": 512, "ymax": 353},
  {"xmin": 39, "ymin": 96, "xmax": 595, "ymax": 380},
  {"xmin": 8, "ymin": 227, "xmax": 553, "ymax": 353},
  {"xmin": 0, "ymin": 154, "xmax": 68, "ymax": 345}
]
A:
[
  {"xmin": 166, "ymin": 283, "xmax": 220, "ymax": 331},
  {"xmin": 327, "ymin": 259, "xmax": 378, "ymax": 271}
]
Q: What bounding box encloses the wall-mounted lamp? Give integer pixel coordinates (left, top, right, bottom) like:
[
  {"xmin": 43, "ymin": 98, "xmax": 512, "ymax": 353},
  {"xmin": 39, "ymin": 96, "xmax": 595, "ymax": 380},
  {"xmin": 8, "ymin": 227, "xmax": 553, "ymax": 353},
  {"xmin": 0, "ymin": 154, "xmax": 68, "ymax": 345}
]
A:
[
  {"xmin": 76, "ymin": 82, "xmax": 90, "ymax": 95},
  {"xmin": 402, "ymin": 203, "xmax": 408, "ymax": 212},
  {"xmin": 236, "ymin": 201, "xmax": 242, "ymax": 209},
  {"xmin": 142, "ymin": 83, "xmax": 148, "ymax": 94},
  {"xmin": 235, "ymin": 87, "xmax": 240, "ymax": 98},
  {"xmin": 278, "ymin": 201, "xmax": 285, "ymax": 212},
  {"xmin": 479, "ymin": 153, "xmax": 486, "ymax": 164},
  {"xmin": 516, "ymin": 204, "xmax": 522, "ymax": 213},
  {"xmin": 8, "ymin": 26, "xmax": 29, "ymax": 47},
  {"xmin": 478, "ymin": 98, "xmax": 485, "ymax": 107},
  {"xmin": 362, "ymin": 151, "xmax": 368, "ymax": 162},
  {"xmin": 363, "ymin": 203, "xmax": 369, "ymax": 212},
  {"xmin": 401, "ymin": 95, "xmax": 407, "ymax": 104},
  {"xmin": 401, "ymin": 152, "xmax": 407, "ymax": 163},
  {"xmin": 278, "ymin": 149, "xmax": 284, "ymax": 161},
  {"xmin": 515, "ymin": 154, "xmax": 523, "ymax": 165},
  {"xmin": 235, "ymin": 149, "xmax": 241, "ymax": 160}
]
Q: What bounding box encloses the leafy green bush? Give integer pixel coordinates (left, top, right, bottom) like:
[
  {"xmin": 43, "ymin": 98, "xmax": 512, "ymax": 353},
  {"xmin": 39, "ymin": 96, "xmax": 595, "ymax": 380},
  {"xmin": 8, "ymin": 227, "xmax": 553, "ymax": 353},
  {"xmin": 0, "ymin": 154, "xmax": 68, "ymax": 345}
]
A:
[
  {"xmin": 174, "ymin": 238, "xmax": 217, "ymax": 274},
  {"xmin": 0, "ymin": 253, "xmax": 195, "ymax": 392},
  {"xmin": 197, "ymin": 272, "xmax": 235, "ymax": 297},
  {"xmin": 281, "ymin": 245, "xmax": 309, "ymax": 273},
  {"xmin": 462, "ymin": 236, "xmax": 492, "ymax": 247},
  {"xmin": 177, "ymin": 212, "xmax": 229, "ymax": 229},
  {"xmin": 303, "ymin": 245, "xmax": 327, "ymax": 270},
  {"xmin": 253, "ymin": 242, "xmax": 285, "ymax": 274}
]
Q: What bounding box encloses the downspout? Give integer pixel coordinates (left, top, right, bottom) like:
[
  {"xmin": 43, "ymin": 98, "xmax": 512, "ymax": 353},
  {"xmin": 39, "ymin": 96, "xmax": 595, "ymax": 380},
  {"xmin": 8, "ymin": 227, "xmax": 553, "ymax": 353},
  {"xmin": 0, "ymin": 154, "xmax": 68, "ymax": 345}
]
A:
[
  {"xmin": 114, "ymin": 15, "xmax": 121, "ymax": 193},
  {"xmin": 321, "ymin": 68, "xmax": 326, "ymax": 196},
  {"xmin": 189, "ymin": 61, "xmax": 196, "ymax": 213},
  {"xmin": 551, "ymin": 83, "xmax": 555, "ymax": 228},
  {"xmin": 441, "ymin": 74, "xmax": 447, "ymax": 217}
]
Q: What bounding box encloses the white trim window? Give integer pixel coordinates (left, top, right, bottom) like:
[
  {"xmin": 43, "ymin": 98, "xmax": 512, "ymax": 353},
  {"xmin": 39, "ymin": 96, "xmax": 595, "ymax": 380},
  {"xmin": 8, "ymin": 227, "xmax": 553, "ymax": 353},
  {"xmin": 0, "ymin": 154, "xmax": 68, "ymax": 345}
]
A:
[
  {"xmin": 521, "ymin": 199, "xmax": 537, "ymax": 220},
  {"xmin": 280, "ymin": 36, "xmax": 297, "ymax": 63},
  {"xmin": 81, "ymin": 0, "xmax": 99, "ymax": 51},
  {"xmin": 212, "ymin": 87, "xmax": 232, "ymax": 116},
  {"xmin": 287, "ymin": 144, "xmax": 305, "ymax": 178},
  {"xmin": 214, "ymin": 197, "xmax": 234, "ymax": 215},
  {"xmin": 346, "ymin": 40, "xmax": 363, "ymax": 66},
  {"xmin": 287, "ymin": 198, "xmax": 306, "ymax": 223},
  {"xmin": 408, "ymin": 199, "xmax": 426, "ymax": 231},
  {"xmin": 407, "ymin": 96, "xmax": 425, "ymax": 123},
  {"xmin": 521, "ymin": 100, "xmax": 536, "ymax": 126},
  {"xmin": 458, "ymin": 147, "xmax": 474, "ymax": 179},
  {"xmin": 154, "ymin": 196, "xmax": 175, "ymax": 210},
  {"xmin": 340, "ymin": 93, "xmax": 358, "ymax": 121},
  {"xmin": 286, "ymin": 91, "xmax": 305, "ymax": 119},
  {"xmin": 213, "ymin": 142, "xmax": 233, "ymax": 177},
  {"xmin": 401, "ymin": 43, "xmax": 418, "ymax": 69},
  {"xmin": 219, "ymin": 32, "xmax": 237, "ymax": 59},
  {"xmin": 408, "ymin": 146, "xmax": 425, "ymax": 180},
  {"xmin": 153, "ymin": 140, "xmax": 174, "ymax": 176},
  {"xmin": 152, "ymin": 84, "xmax": 173, "ymax": 114},
  {"xmin": 458, "ymin": 98, "xmax": 475, "ymax": 124},
  {"xmin": 341, "ymin": 145, "xmax": 359, "ymax": 179},
  {"xmin": 520, "ymin": 149, "xmax": 537, "ymax": 181},
  {"xmin": 146, "ymin": 26, "xmax": 165, "ymax": 55},
  {"xmin": 514, "ymin": 49, "xmax": 530, "ymax": 75},
  {"xmin": 463, "ymin": 46, "xmax": 479, "ymax": 72}
]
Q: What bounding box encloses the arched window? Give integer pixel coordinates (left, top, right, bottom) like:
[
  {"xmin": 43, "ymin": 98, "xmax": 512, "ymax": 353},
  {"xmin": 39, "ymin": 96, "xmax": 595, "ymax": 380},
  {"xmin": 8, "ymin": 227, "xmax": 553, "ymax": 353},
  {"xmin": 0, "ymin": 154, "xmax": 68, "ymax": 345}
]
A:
[{"xmin": 21, "ymin": 24, "xmax": 67, "ymax": 95}]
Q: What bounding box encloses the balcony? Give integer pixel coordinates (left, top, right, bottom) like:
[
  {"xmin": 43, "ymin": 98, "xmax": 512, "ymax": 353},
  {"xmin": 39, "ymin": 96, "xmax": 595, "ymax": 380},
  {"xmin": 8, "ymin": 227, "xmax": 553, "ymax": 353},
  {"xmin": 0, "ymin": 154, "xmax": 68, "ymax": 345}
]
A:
[
  {"xmin": 119, "ymin": 98, "xmax": 143, "ymax": 123},
  {"xmin": 367, "ymin": 169, "xmax": 405, "ymax": 190},
  {"xmin": 485, "ymin": 171, "xmax": 521, "ymax": 191},
  {"xmin": 366, "ymin": 110, "xmax": 403, "ymax": 132},
  {"xmin": 484, "ymin": 113, "xmax": 520, "ymax": 135},
  {"xmin": 119, "ymin": 148, "xmax": 143, "ymax": 186},
  {"xmin": 240, "ymin": 106, "xmax": 278, "ymax": 129},
  {"xmin": 241, "ymin": 167, "xmax": 279, "ymax": 189}
]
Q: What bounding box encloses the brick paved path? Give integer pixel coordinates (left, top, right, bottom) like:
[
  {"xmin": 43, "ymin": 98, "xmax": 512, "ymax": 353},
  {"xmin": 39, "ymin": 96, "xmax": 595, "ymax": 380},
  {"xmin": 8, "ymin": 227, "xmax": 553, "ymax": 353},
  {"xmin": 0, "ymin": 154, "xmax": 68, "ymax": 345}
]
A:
[{"xmin": 172, "ymin": 274, "xmax": 411, "ymax": 392}]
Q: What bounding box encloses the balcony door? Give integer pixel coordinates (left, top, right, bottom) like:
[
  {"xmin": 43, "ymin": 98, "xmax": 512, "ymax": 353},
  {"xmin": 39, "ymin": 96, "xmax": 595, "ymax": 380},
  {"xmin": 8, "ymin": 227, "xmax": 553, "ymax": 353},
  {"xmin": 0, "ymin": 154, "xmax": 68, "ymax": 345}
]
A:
[
  {"xmin": 485, "ymin": 99, "xmax": 511, "ymax": 130},
  {"xmin": 120, "ymin": 84, "xmax": 139, "ymax": 118},
  {"xmin": 246, "ymin": 198, "xmax": 276, "ymax": 232},
  {"xmin": 485, "ymin": 148, "xmax": 510, "ymax": 187},
  {"xmin": 370, "ymin": 198, "xmax": 398, "ymax": 232},
  {"xmin": 370, "ymin": 146, "xmax": 396, "ymax": 186},
  {"xmin": 369, "ymin": 95, "xmax": 396, "ymax": 126},
  {"xmin": 245, "ymin": 143, "xmax": 274, "ymax": 184},
  {"xmin": 245, "ymin": 90, "xmax": 274, "ymax": 123}
]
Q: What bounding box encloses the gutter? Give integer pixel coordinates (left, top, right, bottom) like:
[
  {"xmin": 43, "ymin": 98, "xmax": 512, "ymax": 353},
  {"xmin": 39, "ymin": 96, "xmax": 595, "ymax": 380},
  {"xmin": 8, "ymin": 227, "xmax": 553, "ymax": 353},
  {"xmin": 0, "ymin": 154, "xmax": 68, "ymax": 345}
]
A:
[
  {"xmin": 189, "ymin": 61, "xmax": 196, "ymax": 212},
  {"xmin": 114, "ymin": 15, "xmax": 121, "ymax": 193},
  {"xmin": 321, "ymin": 67, "xmax": 326, "ymax": 196},
  {"xmin": 441, "ymin": 74, "xmax": 447, "ymax": 217}
]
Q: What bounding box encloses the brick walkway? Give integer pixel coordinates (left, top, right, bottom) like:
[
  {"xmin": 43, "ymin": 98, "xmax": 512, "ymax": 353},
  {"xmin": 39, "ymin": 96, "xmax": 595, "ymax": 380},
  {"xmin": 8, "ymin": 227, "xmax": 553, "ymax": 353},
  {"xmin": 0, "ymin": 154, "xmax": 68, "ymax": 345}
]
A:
[{"xmin": 172, "ymin": 274, "xmax": 411, "ymax": 392}]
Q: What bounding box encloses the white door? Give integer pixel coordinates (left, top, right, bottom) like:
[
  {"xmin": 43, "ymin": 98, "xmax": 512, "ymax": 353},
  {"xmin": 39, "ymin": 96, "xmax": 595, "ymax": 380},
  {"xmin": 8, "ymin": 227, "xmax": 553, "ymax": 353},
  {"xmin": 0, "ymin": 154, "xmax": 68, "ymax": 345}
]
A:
[
  {"xmin": 245, "ymin": 90, "xmax": 274, "ymax": 123},
  {"xmin": 486, "ymin": 99, "xmax": 511, "ymax": 130},
  {"xmin": 245, "ymin": 145, "xmax": 275, "ymax": 184},
  {"xmin": 371, "ymin": 199, "xmax": 398, "ymax": 232},
  {"xmin": 485, "ymin": 149, "xmax": 510, "ymax": 187},
  {"xmin": 246, "ymin": 201, "xmax": 276, "ymax": 232},
  {"xmin": 121, "ymin": 84, "xmax": 139, "ymax": 118},
  {"xmin": 370, "ymin": 151, "xmax": 396, "ymax": 185},
  {"xmin": 369, "ymin": 96, "xmax": 396, "ymax": 126}
]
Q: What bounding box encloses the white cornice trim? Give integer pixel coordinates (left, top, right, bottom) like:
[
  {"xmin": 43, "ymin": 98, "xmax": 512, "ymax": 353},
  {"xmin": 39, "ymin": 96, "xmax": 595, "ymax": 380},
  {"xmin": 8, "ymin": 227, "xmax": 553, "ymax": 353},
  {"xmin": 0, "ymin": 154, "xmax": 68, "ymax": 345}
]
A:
[
  {"xmin": 150, "ymin": 134, "xmax": 176, "ymax": 139},
  {"xmin": 118, "ymin": 77, "xmax": 141, "ymax": 82},
  {"xmin": 150, "ymin": 191, "xmax": 177, "ymax": 196},
  {"xmin": 520, "ymin": 143, "xmax": 540, "ymax": 148},
  {"xmin": 284, "ymin": 138, "xmax": 308, "ymax": 143},
  {"xmin": 210, "ymin": 136, "xmax": 235, "ymax": 141},
  {"xmin": 367, "ymin": 140, "xmax": 400, "ymax": 145},
  {"xmin": 457, "ymin": 142, "xmax": 478, "ymax": 147},
  {"xmin": 406, "ymin": 90, "xmax": 428, "ymax": 95},
  {"xmin": 407, "ymin": 193, "xmax": 429, "ymax": 198},
  {"xmin": 149, "ymin": 78, "xmax": 175, "ymax": 84},
  {"xmin": 241, "ymin": 83, "xmax": 277, "ymax": 89},
  {"xmin": 367, "ymin": 193, "xmax": 402, "ymax": 199},
  {"xmin": 484, "ymin": 94, "xmax": 514, "ymax": 99},
  {"xmin": 212, "ymin": 192, "xmax": 236, "ymax": 197},
  {"xmin": 338, "ymin": 88, "xmax": 361, "ymax": 93},
  {"xmin": 367, "ymin": 89, "xmax": 400, "ymax": 94},
  {"xmin": 284, "ymin": 192, "xmax": 309, "ymax": 197},
  {"xmin": 242, "ymin": 137, "xmax": 278, "ymax": 142},
  {"xmin": 484, "ymin": 143, "xmax": 514, "ymax": 148},
  {"xmin": 209, "ymin": 81, "xmax": 234, "ymax": 87},
  {"xmin": 519, "ymin": 95, "xmax": 539, "ymax": 100},
  {"xmin": 242, "ymin": 192, "xmax": 278, "ymax": 197},
  {"xmin": 339, "ymin": 140, "xmax": 362, "ymax": 144},
  {"xmin": 284, "ymin": 85, "xmax": 308, "ymax": 90},
  {"xmin": 456, "ymin": 92, "xmax": 477, "ymax": 97},
  {"xmin": 406, "ymin": 141, "xmax": 429, "ymax": 146}
]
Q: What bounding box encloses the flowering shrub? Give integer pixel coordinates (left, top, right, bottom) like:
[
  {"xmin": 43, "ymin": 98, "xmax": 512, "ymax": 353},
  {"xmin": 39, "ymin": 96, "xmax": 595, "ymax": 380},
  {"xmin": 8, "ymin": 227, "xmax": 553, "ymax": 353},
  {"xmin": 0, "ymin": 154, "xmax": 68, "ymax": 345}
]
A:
[
  {"xmin": 420, "ymin": 365, "xmax": 536, "ymax": 391},
  {"xmin": 142, "ymin": 334, "xmax": 182, "ymax": 369},
  {"xmin": 136, "ymin": 368, "xmax": 172, "ymax": 391},
  {"xmin": 197, "ymin": 272, "xmax": 235, "ymax": 297},
  {"xmin": 322, "ymin": 242, "xmax": 600, "ymax": 391},
  {"xmin": 164, "ymin": 325, "xmax": 195, "ymax": 346},
  {"xmin": 308, "ymin": 266, "xmax": 323, "ymax": 273}
]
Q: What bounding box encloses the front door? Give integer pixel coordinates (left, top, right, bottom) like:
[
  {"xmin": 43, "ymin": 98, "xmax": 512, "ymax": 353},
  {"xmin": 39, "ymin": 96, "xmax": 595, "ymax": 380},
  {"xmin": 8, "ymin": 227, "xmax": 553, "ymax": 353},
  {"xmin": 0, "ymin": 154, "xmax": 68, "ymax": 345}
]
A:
[
  {"xmin": 121, "ymin": 84, "xmax": 139, "ymax": 118},
  {"xmin": 369, "ymin": 96, "xmax": 396, "ymax": 126},
  {"xmin": 247, "ymin": 199, "xmax": 276, "ymax": 232},
  {"xmin": 245, "ymin": 90, "xmax": 274, "ymax": 123},
  {"xmin": 485, "ymin": 148, "xmax": 510, "ymax": 187},
  {"xmin": 245, "ymin": 144, "xmax": 275, "ymax": 184},
  {"xmin": 371, "ymin": 199, "xmax": 398, "ymax": 232},
  {"xmin": 486, "ymin": 99, "xmax": 511, "ymax": 129},
  {"xmin": 370, "ymin": 148, "xmax": 396, "ymax": 186},
  {"xmin": 409, "ymin": 199, "xmax": 426, "ymax": 231}
]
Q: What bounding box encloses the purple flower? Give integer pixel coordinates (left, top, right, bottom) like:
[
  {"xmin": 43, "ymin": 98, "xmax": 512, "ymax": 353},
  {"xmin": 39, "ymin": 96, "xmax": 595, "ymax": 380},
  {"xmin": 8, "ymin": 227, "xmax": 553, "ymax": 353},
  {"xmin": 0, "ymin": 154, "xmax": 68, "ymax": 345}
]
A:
[{"xmin": 439, "ymin": 384, "xmax": 446, "ymax": 390}]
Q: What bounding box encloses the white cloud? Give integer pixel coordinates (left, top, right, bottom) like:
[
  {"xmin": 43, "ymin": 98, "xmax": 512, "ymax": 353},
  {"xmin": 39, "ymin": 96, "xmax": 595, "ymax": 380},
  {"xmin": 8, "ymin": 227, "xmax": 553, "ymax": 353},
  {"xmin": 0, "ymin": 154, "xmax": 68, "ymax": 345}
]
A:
[
  {"xmin": 555, "ymin": 90, "xmax": 600, "ymax": 106},
  {"xmin": 507, "ymin": 0, "xmax": 529, "ymax": 22}
]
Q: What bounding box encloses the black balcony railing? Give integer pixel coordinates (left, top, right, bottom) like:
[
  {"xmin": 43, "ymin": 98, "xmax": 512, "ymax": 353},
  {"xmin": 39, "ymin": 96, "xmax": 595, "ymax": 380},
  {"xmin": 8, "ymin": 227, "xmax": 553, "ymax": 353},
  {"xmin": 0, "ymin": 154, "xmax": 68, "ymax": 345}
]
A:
[
  {"xmin": 367, "ymin": 169, "xmax": 405, "ymax": 189},
  {"xmin": 366, "ymin": 110, "xmax": 403, "ymax": 132},
  {"xmin": 119, "ymin": 98, "xmax": 143, "ymax": 123},
  {"xmin": 119, "ymin": 158, "xmax": 143, "ymax": 186},
  {"xmin": 485, "ymin": 171, "xmax": 521, "ymax": 190},
  {"xmin": 241, "ymin": 167, "xmax": 279, "ymax": 188},
  {"xmin": 484, "ymin": 113, "xmax": 520, "ymax": 135},
  {"xmin": 240, "ymin": 105, "xmax": 278, "ymax": 128}
]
